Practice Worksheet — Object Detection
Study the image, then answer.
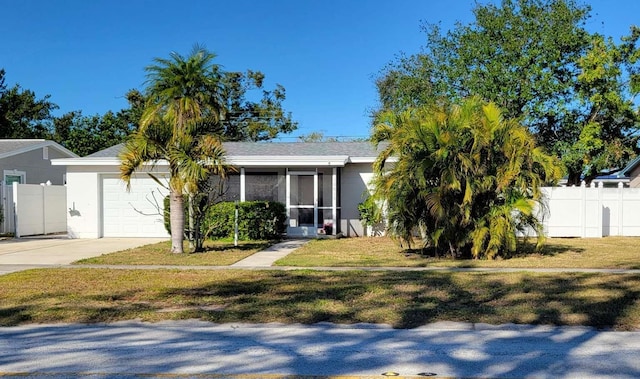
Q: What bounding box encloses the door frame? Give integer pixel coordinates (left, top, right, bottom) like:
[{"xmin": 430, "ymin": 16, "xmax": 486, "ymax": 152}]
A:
[{"xmin": 286, "ymin": 170, "xmax": 318, "ymax": 237}]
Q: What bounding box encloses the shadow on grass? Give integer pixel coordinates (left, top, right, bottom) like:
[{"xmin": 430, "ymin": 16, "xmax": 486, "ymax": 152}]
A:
[
  {"xmin": 403, "ymin": 239, "xmax": 584, "ymax": 262},
  {"xmin": 193, "ymin": 240, "xmax": 274, "ymax": 253},
  {"xmin": 1, "ymin": 271, "xmax": 638, "ymax": 331},
  {"xmin": 160, "ymin": 271, "xmax": 640, "ymax": 330},
  {"xmin": 508, "ymin": 239, "xmax": 585, "ymax": 259}
]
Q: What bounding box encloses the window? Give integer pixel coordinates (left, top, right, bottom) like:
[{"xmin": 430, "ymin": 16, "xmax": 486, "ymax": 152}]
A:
[
  {"xmin": 245, "ymin": 173, "xmax": 282, "ymax": 202},
  {"xmin": 3, "ymin": 170, "xmax": 26, "ymax": 185}
]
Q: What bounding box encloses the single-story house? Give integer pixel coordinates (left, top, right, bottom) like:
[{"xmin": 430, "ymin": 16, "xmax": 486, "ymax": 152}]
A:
[
  {"xmin": 0, "ymin": 139, "xmax": 78, "ymax": 186},
  {"xmin": 52, "ymin": 141, "xmax": 389, "ymax": 239}
]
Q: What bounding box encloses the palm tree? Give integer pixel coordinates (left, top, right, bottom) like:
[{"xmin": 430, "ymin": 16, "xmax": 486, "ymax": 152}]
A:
[
  {"xmin": 372, "ymin": 97, "xmax": 562, "ymax": 259},
  {"xmin": 120, "ymin": 46, "xmax": 228, "ymax": 253}
]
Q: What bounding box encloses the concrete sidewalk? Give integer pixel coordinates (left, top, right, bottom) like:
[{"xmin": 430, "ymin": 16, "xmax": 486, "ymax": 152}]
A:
[{"xmin": 231, "ymin": 239, "xmax": 309, "ymax": 267}]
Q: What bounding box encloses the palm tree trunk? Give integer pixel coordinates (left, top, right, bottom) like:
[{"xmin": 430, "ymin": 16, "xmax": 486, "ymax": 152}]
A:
[
  {"xmin": 169, "ymin": 190, "xmax": 185, "ymax": 254},
  {"xmin": 188, "ymin": 194, "xmax": 195, "ymax": 252}
]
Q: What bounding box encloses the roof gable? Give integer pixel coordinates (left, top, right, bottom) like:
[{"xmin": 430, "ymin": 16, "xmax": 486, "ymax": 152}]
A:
[{"xmin": 0, "ymin": 139, "xmax": 78, "ymax": 159}]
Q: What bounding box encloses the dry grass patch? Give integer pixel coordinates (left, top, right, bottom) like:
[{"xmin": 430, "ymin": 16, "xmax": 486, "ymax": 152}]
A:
[
  {"xmin": 1, "ymin": 268, "xmax": 639, "ymax": 330},
  {"xmin": 75, "ymin": 240, "xmax": 272, "ymax": 266},
  {"xmin": 275, "ymin": 236, "xmax": 640, "ymax": 269}
]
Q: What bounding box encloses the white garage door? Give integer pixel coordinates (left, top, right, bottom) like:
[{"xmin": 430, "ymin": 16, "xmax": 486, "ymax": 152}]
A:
[{"xmin": 102, "ymin": 174, "xmax": 170, "ymax": 237}]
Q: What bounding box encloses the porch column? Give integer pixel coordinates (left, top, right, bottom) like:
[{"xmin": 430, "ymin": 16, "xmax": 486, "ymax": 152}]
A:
[
  {"xmin": 240, "ymin": 167, "xmax": 245, "ymax": 202},
  {"xmin": 285, "ymin": 168, "xmax": 291, "ymax": 224},
  {"xmin": 313, "ymin": 168, "xmax": 318, "ymax": 231},
  {"xmin": 332, "ymin": 167, "xmax": 337, "ymax": 235}
]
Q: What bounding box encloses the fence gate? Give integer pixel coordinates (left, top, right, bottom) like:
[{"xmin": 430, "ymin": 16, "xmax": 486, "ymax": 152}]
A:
[{"xmin": 1, "ymin": 183, "xmax": 15, "ymax": 234}]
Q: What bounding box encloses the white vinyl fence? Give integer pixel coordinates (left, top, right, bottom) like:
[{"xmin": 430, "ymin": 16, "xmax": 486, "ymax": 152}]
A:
[
  {"xmin": 540, "ymin": 184, "xmax": 640, "ymax": 238},
  {"xmin": 1, "ymin": 183, "xmax": 67, "ymax": 237}
]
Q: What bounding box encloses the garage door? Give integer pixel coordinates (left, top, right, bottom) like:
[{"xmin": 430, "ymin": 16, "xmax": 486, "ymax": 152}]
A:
[{"xmin": 102, "ymin": 174, "xmax": 170, "ymax": 237}]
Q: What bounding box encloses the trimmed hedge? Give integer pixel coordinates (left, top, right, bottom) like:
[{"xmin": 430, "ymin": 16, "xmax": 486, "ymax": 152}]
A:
[
  {"xmin": 205, "ymin": 201, "xmax": 287, "ymax": 240},
  {"xmin": 164, "ymin": 199, "xmax": 287, "ymax": 241}
]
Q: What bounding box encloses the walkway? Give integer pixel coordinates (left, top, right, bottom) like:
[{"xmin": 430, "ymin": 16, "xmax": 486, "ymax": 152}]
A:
[{"xmin": 231, "ymin": 239, "xmax": 309, "ymax": 267}]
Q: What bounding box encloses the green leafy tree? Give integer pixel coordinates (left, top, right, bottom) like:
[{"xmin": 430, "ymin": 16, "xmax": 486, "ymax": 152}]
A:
[
  {"xmin": 297, "ymin": 131, "xmax": 339, "ymax": 142},
  {"xmin": 375, "ymin": 0, "xmax": 640, "ymax": 185},
  {"xmin": 53, "ymin": 89, "xmax": 145, "ymax": 156},
  {"xmin": 372, "ymin": 97, "xmax": 562, "ymax": 259},
  {"xmin": 53, "ymin": 109, "xmax": 136, "ymax": 156},
  {"xmin": 219, "ymin": 70, "xmax": 297, "ymax": 141},
  {"xmin": 0, "ymin": 69, "xmax": 58, "ymax": 139},
  {"xmin": 120, "ymin": 46, "xmax": 229, "ymax": 254}
]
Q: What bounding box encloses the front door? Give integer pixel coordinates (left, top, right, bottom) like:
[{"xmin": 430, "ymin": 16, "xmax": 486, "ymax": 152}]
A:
[{"xmin": 288, "ymin": 171, "xmax": 317, "ymax": 236}]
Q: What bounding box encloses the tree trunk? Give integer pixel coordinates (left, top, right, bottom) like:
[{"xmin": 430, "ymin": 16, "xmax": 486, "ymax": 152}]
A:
[
  {"xmin": 187, "ymin": 194, "xmax": 195, "ymax": 253},
  {"xmin": 566, "ymin": 170, "xmax": 582, "ymax": 187},
  {"xmin": 169, "ymin": 190, "xmax": 185, "ymax": 254}
]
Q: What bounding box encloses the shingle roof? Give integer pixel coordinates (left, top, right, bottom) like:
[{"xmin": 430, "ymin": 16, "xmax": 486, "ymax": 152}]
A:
[
  {"xmin": 0, "ymin": 139, "xmax": 78, "ymax": 159},
  {"xmin": 87, "ymin": 141, "xmax": 385, "ymax": 158},
  {"xmin": 0, "ymin": 139, "xmax": 47, "ymax": 156},
  {"xmin": 86, "ymin": 144, "xmax": 124, "ymax": 158}
]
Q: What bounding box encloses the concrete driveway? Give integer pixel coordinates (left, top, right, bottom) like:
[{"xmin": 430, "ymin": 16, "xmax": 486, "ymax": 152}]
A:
[{"xmin": 0, "ymin": 236, "xmax": 167, "ymax": 275}]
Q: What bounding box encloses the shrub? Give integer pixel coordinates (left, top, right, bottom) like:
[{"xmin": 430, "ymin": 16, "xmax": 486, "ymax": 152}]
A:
[
  {"xmin": 202, "ymin": 201, "xmax": 286, "ymax": 240},
  {"xmin": 164, "ymin": 199, "xmax": 286, "ymax": 241}
]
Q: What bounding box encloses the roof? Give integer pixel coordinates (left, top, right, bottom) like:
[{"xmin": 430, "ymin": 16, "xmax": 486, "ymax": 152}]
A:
[
  {"xmin": 0, "ymin": 139, "xmax": 78, "ymax": 159},
  {"xmin": 54, "ymin": 141, "xmax": 391, "ymax": 167},
  {"xmin": 622, "ymin": 156, "xmax": 640, "ymax": 177}
]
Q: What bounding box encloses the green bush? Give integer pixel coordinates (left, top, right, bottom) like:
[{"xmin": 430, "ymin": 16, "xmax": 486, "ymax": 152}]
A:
[
  {"xmin": 164, "ymin": 200, "xmax": 287, "ymax": 241},
  {"xmin": 205, "ymin": 201, "xmax": 286, "ymax": 240},
  {"xmin": 202, "ymin": 201, "xmax": 236, "ymax": 239}
]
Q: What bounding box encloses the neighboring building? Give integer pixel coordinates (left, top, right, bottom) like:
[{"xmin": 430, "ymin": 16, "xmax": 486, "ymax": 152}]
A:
[
  {"xmin": 0, "ymin": 139, "xmax": 78, "ymax": 186},
  {"xmin": 52, "ymin": 142, "xmax": 390, "ymax": 239},
  {"xmin": 621, "ymin": 156, "xmax": 640, "ymax": 188}
]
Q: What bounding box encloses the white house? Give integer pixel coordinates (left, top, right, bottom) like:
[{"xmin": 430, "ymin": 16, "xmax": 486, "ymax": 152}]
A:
[{"xmin": 52, "ymin": 141, "xmax": 388, "ymax": 239}]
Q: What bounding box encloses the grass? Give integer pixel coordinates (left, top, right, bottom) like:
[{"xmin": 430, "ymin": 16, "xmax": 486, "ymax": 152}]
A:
[
  {"xmin": 0, "ymin": 268, "xmax": 639, "ymax": 330},
  {"xmin": 275, "ymin": 236, "xmax": 640, "ymax": 269},
  {"xmin": 75, "ymin": 239, "xmax": 272, "ymax": 266}
]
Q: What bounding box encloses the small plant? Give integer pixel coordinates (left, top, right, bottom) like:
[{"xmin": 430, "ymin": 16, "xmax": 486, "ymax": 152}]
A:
[{"xmin": 358, "ymin": 195, "xmax": 383, "ymax": 236}]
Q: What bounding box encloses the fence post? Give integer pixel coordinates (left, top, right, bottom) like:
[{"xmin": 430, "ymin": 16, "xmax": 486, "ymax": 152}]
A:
[
  {"xmin": 580, "ymin": 181, "xmax": 586, "ymax": 238},
  {"xmin": 597, "ymin": 182, "xmax": 603, "ymax": 238},
  {"xmin": 618, "ymin": 182, "xmax": 624, "ymax": 236}
]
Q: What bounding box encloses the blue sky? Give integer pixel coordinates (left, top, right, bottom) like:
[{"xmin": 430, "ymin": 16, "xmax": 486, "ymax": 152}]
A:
[{"xmin": 2, "ymin": 0, "xmax": 639, "ymax": 140}]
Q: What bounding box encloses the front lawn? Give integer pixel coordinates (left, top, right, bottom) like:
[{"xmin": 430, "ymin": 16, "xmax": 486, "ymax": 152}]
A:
[
  {"xmin": 1, "ymin": 268, "xmax": 638, "ymax": 330},
  {"xmin": 275, "ymin": 236, "xmax": 640, "ymax": 269},
  {"xmin": 76, "ymin": 239, "xmax": 272, "ymax": 266}
]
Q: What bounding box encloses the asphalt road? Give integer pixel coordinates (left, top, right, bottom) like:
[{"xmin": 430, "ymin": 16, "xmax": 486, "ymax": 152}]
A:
[{"xmin": 1, "ymin": 320, "xmax": 639, "ymax": 378}]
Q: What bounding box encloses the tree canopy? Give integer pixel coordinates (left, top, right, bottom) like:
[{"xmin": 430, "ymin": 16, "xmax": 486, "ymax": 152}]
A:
[
  {"xmin": 1, "ymin": 49, "xmax": 296, "ymax": 156},
  {"xmin": 0, "ymin": 69, "xmax": 58, "ymax": 139},
  {"xmin": 375, "ymin": 0, "xmax": 640, "ymax": 185},
  {"xmin": 372, "ymin": 97, "xmax": 563, "ymax": 259}
]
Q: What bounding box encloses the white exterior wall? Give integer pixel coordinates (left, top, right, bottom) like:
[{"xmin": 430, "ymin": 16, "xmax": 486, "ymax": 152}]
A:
[
  {"xmin": 340, "ymin": 163, "xmax": 374, "ymax": 237},
  {"xmin": 66, "ymin": 170, "xmax": 101, "ymax": 238},
  {"xmin": 65, "ymin": 165, "xmax": 171, "ymax": 239}
]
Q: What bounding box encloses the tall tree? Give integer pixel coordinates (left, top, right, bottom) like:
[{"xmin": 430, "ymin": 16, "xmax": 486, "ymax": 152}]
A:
[
  {"xmin": 375, "ymin": 0, "xmax": 640, "ymax": 185},
  {"xmin": 372, "ymin": 97, "xmax": 562, "ymax": 259},
  {"xmin": 120, "ymin": 46, "xmax": 229, "ymax": 254},
  {"xmin": 0, "ymin": 69, "xmax": 58, "ymax": 139},
  {"xmin": 53, "ymin": 90, "xmax": 143, "ymax": 156},
  {"xmin": 204, "ymin": 69, "xmax": 297, "ymax": 141}
]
